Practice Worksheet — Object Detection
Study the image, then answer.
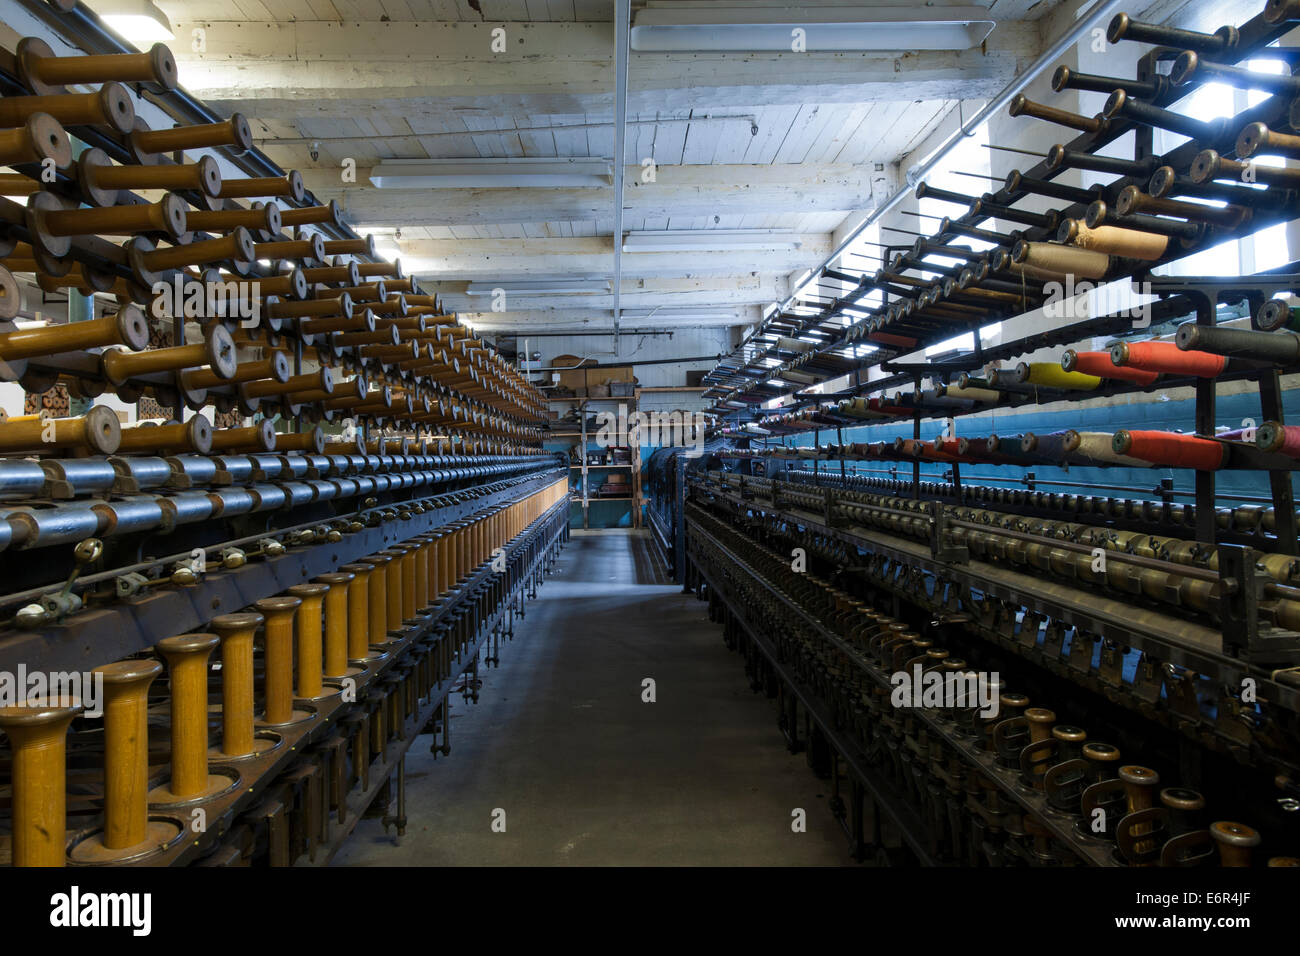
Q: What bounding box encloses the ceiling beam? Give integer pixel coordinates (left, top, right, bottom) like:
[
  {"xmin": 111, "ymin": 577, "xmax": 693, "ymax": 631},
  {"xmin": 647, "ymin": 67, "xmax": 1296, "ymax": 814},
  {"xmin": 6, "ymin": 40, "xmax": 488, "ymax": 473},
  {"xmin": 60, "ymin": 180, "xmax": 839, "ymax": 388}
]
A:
[
  {"xmin": 395, "ymin": 235, "xmax": 831, "ymax": 280},
  {"xmin": 299, "ymin": 163, "xmax": 874, "ymax": 227},
  {"xmin": 433, "ymin": 274, "xmax": 788, "ymax": 313},
  {"xmin": 464, "ymin": 307, "xmax": 762, "ymax": 332},
  {"xmin": 169, "ymin": 19, "xmax": 1039, "ymax": 118}
]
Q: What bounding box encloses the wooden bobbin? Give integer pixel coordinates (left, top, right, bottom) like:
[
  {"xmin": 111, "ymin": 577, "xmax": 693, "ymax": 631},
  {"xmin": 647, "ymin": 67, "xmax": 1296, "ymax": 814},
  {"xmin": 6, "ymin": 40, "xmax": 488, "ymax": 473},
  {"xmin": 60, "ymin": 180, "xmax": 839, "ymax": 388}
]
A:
[
  {"xmin": 184, "ymin": 203, "xmax": 280, "ymax": 236},
  {"xmin": 242, "ymin": 368, "xmax": 331, "ymax": 402},
  {"xmin": 0, "ymin": 82, "xmax": 135, "ymax": 134},
  {"xmin": 397, "ymin": 542, "xmax": 419, "ymax": 622},
  {"xmin": 411, "ymin": 535, "xmax": 431, "ymax": 610},
  {"xmin": 1210, "ymin": 821, "xmax": 1260, "ymax": 866},
  {"xmin": 77, "ymin": 148, "xmax": 220, "ymax": 208},
  {"xmin": 269, "ymin": 426, "xmax": 326, "ymax": 454},
  {"xmin": 300, "ymin": 261, "xmax": 359, "ymax": 285},
  {"xmin": 149, "ymin": 633, "xmax": 237, "ymax": 805},
  {"xmin": 287, "ymin": 583, "xmax": 332, "ymax": 700},
  {"xmin": 17, "ymin": 36, "xmax": 176, "ymax": 96},
  {"xmin": 0, "ymin": 172, "xmax": 43, "ymax": 196},
  {"xmin": 254, "ymin": 235, "xmax": 324, "ymax": 262},
  {"xmin": 359, "ymin": 553, "xmax": 397, "ymax": 644},
  {"xmin": 127, "ymin": 228, "xmax": 256, "ymax": 288},
  {"xmin": 321, "ymin": 235, "xmax": 375, "ymax": 257},
  {"xmin": 426, "ymin": 531, "xmax": 447, "ymax": 601},
  {"xmin": 129, "ymin": 114, "xmax": 253, "ymax": 163},
  {"xmin": 340, "ymin": 562, "xmax": 385, "ymax": 663},
  {"xmin": 253, "ymin": 596, "xmax": 313, "ymax": 727},
  {"xmin": 209, "ymin": 420, "xmax": 277, "ymax": 453},
  {"xmin": 0, "ymin": 112, "xmax": 72, "ymax": 169},
  {"xmin": 0, "ymin": 304, "xmax": 146, "ymax": 368},
  {"xmin": 69, "ymin": 660, "xmax": 183, "ymax": 863},
  {"xmin": 116, "ymin": 414, "xmax": 213, "ymax": 455},
  {"xmin": 185, "ymin": 351, "xmax": 290, "ymax": 392},
  {"xmin": 279, "ymin": 200, "xmax": 342, "ymax": 228},
  {"xmin": 0, "ymin": 699, "xmax": 83, "ymax": 866},
  {"xmin": 315, "ymin": 572, "xmax": 362, "ymax": 679},
  {"xmin": 218, "ymin": 171, "xmax": 304, "ymax": 201},
  {"xmin": 379, "ymin": 546, "xmax": 408, "ymax": 632},
  {"xmin": 101, "ymin": 324, "xmax": 236, "ymax": 386},
  {"xmin": 269, "ymin": 294, "xmax": 354, "ymax": 322},
  {"xmin": 208, "ymin": 612, "xmax": 278, "ymax": 759},
  {"xmin": 317, "ymin": 282, "xmax": 386, "ymax": 303},
  {"xmin": 248, "ymin": 268, "xmax": 310, "ymax": 299},
  {"xmin": 0, "ymin": 404, "xmax": 120, "ymax": 455},
  {"xmin": 357, "ymin": 259, "xmax": 402, "ymax": 279}
]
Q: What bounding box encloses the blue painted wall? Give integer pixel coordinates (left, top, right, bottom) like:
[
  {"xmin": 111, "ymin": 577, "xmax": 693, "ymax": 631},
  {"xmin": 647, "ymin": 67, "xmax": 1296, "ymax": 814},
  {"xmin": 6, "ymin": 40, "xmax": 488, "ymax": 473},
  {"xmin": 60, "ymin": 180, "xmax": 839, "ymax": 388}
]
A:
[{"xmin": 774, "ymin": 389, "xmax": 1300, "ymax": 504}]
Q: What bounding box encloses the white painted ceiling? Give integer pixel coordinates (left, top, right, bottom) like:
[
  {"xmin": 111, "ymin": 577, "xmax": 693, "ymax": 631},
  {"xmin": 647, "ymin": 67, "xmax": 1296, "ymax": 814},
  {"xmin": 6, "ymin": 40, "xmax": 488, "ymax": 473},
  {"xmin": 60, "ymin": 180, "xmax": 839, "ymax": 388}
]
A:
[{"xmin": 141, "ymin": 0, "xmax": 1061, "ymax": 333}]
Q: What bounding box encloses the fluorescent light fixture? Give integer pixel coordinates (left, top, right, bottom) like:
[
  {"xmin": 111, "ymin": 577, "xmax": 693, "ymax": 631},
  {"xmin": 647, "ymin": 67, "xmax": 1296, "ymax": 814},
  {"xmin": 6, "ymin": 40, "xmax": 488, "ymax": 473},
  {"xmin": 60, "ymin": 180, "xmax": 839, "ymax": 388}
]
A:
[
  {"xmin": 99, "ymin": 0, "xmax": 174, "ymax": 43},
  {"xmin": 464, "ymin": 279, "xmax": 612, "ymax": 296},
  {"xmin": 620, "ymin": 307, "xmax": 746, "ymax": 322},
  {"xmin": 630, "ymin": 3, "xmax": 995, "ymax": 52},
  {"xmin": 370, "ymin": 158, "xmax": 613, "ymax": 189},
  {"xmin": 622, "ymin": 229, "xmax": 803, "ymax": 253}
]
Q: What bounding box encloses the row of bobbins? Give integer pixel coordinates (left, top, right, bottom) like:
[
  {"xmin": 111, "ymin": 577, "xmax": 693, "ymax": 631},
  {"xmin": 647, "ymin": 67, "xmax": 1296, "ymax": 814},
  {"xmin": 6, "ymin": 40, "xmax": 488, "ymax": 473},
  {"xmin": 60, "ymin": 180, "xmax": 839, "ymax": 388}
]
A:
[{"xmin": 0, "ymin": 477, "xmax": 567, "ymax": 866}]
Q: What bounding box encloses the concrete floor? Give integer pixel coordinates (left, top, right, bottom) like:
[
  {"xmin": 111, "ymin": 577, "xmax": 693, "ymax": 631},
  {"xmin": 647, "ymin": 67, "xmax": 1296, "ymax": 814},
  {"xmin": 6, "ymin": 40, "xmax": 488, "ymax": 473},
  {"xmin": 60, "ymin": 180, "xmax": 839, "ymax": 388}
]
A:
[{"xmin": 334, "ymin": 529, "xmax": 849, "ymax": 866}]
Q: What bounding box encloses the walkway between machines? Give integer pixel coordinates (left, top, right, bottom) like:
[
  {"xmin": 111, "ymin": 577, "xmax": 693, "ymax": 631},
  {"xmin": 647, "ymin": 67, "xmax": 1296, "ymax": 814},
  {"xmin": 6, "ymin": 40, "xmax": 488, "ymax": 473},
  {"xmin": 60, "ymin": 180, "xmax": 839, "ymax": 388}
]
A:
[{"xmin": 335, "ymin": 528, "xmax": 848, "ymax": 866}]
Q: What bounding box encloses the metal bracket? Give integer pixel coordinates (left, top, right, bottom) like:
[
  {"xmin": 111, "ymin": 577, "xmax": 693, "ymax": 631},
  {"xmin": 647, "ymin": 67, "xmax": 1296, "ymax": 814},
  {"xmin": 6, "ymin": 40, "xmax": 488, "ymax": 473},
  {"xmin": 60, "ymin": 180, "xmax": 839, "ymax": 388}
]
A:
[
  {"xmin": 928, "ymin": 501, "xmax": 967, "ymax": 564},
  {"xmin": 1218, "ymin": 543, "xmax": 1300, "ymax": 663}
]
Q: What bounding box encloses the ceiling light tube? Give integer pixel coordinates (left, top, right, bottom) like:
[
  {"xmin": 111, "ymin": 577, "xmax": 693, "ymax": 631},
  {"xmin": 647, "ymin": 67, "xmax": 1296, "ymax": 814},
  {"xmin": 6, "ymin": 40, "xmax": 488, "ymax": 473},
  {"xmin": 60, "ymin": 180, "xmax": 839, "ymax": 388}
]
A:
[
  {"xmin": 630, "ymin": 3, "xmax": 996, "ymax": 52},
  {"xmin": 98, "ymin": 0, "xmax": 174, "ymax": 43},
  {"xmin": 370, "ymin": 157, "xmax": 613, "ymax": 189}
]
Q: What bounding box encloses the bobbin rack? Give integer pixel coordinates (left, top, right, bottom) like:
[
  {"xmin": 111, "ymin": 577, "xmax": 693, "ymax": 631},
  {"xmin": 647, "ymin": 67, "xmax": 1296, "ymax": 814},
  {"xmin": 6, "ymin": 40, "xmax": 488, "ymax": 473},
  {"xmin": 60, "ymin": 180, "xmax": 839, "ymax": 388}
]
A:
[
  {"xmin": 0, "ymin": 2, "xmax": 575, "ymax": 868},
  {"xmin": 675, "ymin": 0, "xmax": 1300, "ymax": 866}
]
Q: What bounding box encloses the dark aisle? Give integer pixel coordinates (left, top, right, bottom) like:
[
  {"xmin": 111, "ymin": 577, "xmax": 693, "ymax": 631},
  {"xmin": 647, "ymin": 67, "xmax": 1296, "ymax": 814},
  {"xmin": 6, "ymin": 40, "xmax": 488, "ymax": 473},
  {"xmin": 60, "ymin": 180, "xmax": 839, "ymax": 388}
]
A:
[{"xmin": 335, "ymin": 529, "xmax": 848, "ymax": 866}]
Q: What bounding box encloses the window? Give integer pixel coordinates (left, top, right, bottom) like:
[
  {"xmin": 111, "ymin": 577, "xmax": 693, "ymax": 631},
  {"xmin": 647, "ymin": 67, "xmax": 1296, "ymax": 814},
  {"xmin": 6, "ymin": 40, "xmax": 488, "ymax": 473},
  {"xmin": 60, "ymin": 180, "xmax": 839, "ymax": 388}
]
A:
[{"xmin": 1154, "ymin": 56, "xmax": 1290, "ymax": 277}]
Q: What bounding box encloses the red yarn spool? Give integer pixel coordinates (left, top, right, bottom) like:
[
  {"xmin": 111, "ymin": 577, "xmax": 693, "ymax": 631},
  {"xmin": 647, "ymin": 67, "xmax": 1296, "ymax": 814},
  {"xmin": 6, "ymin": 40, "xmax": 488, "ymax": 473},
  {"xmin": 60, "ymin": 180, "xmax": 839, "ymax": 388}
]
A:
[
  {"xmin": 1114, "ymin": 340, "xmax": 1226, "ymax": 377},
  {"xmin": 1113, "ymin": 430, "xmax": 1228, "ymax": 470},
  {"xmin": 1066, "ymin": 350, "xmax": 1159, "ymax": 384}
]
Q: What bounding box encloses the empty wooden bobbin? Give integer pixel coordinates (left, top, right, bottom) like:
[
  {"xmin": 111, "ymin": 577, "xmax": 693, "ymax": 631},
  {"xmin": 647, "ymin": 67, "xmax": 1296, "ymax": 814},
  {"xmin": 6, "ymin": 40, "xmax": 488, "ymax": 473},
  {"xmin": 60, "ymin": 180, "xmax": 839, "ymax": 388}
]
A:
[
  {"xmin": 218, "ymin": 171, "xmax": 304, "ymax": 202},
  {"xmin": 0, "ymin": 304, "xmax": 147, "ymax": 371},
  {"xmin": 0, "ymin": 699, "xmax": 83, "ymax": 866},
  {"xmin": 0, "ymin": 404, "xmax": 120, "ymax": 455},
  {"xmin": 129, "ymin": 114, "xmax": 253, "ymax": 164},
  {"xmin": 339, "ymin": 562, "xmax": 386, "ymax": 664},
  {"xmin": 126, "ymin": 228, "xmax": 256, "ymax": 288},
  {"xmin": 209, "ymin": 612, "xmax": 278, "ymax": 759},
  {"xmin": 316, "ymin": 572, "xmax": 364, "ymax": 680},
  {"xmin": 287, "ymin": 583, "xmax": 333, "ymax": 701},
  {"xmin": 209, "ymin": 419, "xmax": 278, "ymax": 453},
  {"xmin": 149, "ymin": 633, "xmax": 237, "ymax": 806},
  {"xmin": 116, "ymin": 414, "xmax": 212, "ymax": 455},
  {"xmin": 101, "ymin": 323, "xmax": 237, "ymax": 387},
  {"xmin": 69, "ymin": 660, "xmax": 183, "ymax": 863},
  {"xmin": 0, "ymin": 82, "xmax": 135, "ymax": 134},
  {"xmin": 253, "ymin": 596, "xmax": 314, "ymax": 727},
  {"xmin": 0, "ymin": 112, "xmax": 72, "ymax": 169},
  {"xmin": 359, "ymin": 553, "xmax": 399, "ymax": 646},
  {"xmin": 16, "ymin": 36, "xmax": 177, "ymax": 96}
]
